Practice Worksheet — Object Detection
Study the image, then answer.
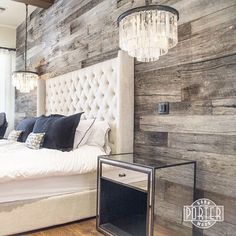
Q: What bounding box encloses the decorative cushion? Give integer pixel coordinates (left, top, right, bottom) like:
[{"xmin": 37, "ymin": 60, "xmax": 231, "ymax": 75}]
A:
[
  {"xmin": 73, "ymin": 118, "xmax": 96, "ymax": 149},
  {"xmin": 33, "ymin": 113, "xmax": 83, "ymax": 151},
  {"xmin": 25, "ymin": 132, "xmax": 45, "ymax": 150},
  {"xmin": 86, "ymin": 120, "xmax": 111, "ymax": 154},
  {"xmin": 16, "ymin": 117, "xmax": 38, "ymax": 142},
  {"xmin": 8, "ymin": 130, "xmax": 23, "ymax": 142}
]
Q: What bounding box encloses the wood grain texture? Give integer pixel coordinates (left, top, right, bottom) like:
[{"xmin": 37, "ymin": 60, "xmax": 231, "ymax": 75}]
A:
[
  {"xmin": 140, "ymin": 115, "xmax": 236, "ymax": 135},
  {"xmin": 15, "ymin": 0, "xmax": 236, "ymax": 235},
  {"xmin": 168, "ymin": 133, "xmax": 236, "ymax": 155}
]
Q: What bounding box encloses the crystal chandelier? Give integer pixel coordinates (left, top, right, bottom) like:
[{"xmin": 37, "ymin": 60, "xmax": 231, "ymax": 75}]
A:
[
  {"xmin": 12, "ymin": 4, "xmax": 38, "ymax": 93},
  {"xmin": 118, "ymin": 1, "xmax": 179, "ymax": 62}
]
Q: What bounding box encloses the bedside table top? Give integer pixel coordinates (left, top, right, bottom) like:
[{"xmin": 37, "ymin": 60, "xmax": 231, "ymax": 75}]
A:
[{"xmin": 99, "ymin": 153, "xmax": 196, "ymax": 170}]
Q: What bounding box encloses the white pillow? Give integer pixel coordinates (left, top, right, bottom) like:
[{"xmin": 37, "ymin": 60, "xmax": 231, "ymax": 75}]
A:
[
  {"xmin": 73, "ymin": 119, "xmax": 96, "ymax": 149},
  {"xmin": 86, "ymin": 120, "xmax": 111, "ymax": 154}
]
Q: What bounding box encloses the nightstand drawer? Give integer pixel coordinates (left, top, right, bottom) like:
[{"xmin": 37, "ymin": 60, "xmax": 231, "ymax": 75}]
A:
[{"xmin": 102, "ymin": 166, "xmax": 148, "ymax": 191}]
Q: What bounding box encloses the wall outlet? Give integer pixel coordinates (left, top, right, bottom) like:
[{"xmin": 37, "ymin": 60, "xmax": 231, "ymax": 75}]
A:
[{"xmin": 158, "ymin": 102, "xmax": 169, "ymax": 114}]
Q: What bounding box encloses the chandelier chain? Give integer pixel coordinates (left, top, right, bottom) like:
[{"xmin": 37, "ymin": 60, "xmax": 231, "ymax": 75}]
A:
[
  {"xmin": 12, "ymin": 3, "xmax": 38, "ymax": 93},
  {"xmin": 24, "ymin": 4, "xmax": 28, "ymax": 71}
]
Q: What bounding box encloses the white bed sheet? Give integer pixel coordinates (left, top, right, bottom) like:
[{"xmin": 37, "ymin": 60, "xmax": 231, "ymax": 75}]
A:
[{"xmin": 0, "ymin": 140, "xmax": 106, "ymax": 184}]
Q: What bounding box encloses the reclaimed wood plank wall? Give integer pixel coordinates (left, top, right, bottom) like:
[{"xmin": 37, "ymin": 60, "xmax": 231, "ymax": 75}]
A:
[{"xmin": 15, "ymin": 0, "xmax": 236, "ymax": 235}]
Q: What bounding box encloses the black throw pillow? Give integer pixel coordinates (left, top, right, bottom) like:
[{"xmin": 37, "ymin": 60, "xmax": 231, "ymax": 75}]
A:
[
  {"xmin": 16, "ymin": 117, "xmax": 38, "ymax": 142},
  {"xmin": 33, "ymin": 113, "xmax": 83, "ymax": 151}
]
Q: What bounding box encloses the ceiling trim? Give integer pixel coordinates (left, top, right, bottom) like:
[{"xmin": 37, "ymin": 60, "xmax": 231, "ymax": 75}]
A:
[{"xmin": 11, "ymin": 0, "xmax": 54, "ymax": 9}]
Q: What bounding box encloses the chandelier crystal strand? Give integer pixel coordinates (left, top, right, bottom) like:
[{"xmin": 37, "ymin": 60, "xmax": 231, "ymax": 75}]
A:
[
  {"xmin": 118, "ymin": 5, "xmax": 179, "ymax": 62},
  {"xmin": 12, "ymin": 72, "xmax": 38, "ymax": 93}
]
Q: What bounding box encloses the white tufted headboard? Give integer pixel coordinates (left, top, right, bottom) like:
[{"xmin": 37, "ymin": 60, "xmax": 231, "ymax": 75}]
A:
[{"xmin": 37, "ymin": 51, "xmax": 134, "ymax": 153}]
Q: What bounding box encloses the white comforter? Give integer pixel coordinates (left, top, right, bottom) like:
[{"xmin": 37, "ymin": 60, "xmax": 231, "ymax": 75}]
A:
[{"xmin": 0, "ymin": 140, "xmax": 106, "ymax": 184}]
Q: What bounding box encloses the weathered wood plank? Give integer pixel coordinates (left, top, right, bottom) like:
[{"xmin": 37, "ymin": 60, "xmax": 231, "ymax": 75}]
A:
[
  {"xmin": 140, "ymin": 115, "xmax": 236, "ymax": 135},
  {"xmin": 168, "ymin": 133, "xmax": 236, "ymax": 155},
  {"xmin": 158, "ymin": 0, "xmax": 236, "ymax": 25},
  {"xmin": 135, "ymin": 66, "xmax": 181, "ymax": 97},
  {"xmin": 135, "ymin": 131, "xmax": 168, "ymax": 147},
  {"xmin": 191, "ymin": 4, "xmax": 236, "ymax": 34},
  {"xmin": 170, "ymin": 98, "xmax": 236, "ymax": 115},
  {"xmin": 169, "ymin": 101, "xmax": 212, "ymax": 115},
  {"xmin": 119, "ymin": 0, "xmax": 236, "ymax": 26},
  {"xmin": 212, "ymin": 98, "xmax": 236, "ymax": 115},
  {"xmin": 182, "ymin": 77, "xmax": 236, "ymax": 102},
  {"xmin": 180, "ymin": 54, "xmax": 236, "ymax": 101}
]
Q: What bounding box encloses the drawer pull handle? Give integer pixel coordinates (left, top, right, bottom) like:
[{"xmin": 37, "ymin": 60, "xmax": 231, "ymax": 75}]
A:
[{"xmin": 119, "ymin": 173, "xmax": 126, "ymax": 178}]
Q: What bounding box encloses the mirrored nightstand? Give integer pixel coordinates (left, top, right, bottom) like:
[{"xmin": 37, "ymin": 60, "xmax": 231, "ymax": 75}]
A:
[{"xmin": 96, "ymin": 153, "xmax": 196, "ymax": 236}]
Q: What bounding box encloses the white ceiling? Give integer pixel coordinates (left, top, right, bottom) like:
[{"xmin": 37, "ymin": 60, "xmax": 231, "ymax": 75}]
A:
[{"xmin": 0, "ymin": 0, "xmax": 36, "ymax": 29}]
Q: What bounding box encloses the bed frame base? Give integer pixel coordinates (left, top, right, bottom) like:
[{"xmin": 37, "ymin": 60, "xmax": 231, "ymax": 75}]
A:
[{"xmin": 0, "ymin": 190, "xmax": 96, "ymax": 236}]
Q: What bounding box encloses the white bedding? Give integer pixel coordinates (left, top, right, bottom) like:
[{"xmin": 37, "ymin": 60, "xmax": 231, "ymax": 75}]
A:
[{"xmin": 0, "ymin": 140, "xmax": 106, "ymax": 184}]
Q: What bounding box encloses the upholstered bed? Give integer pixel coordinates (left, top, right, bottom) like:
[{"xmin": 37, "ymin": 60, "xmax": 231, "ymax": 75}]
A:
[{"xmin": 0, "ymin": 50, "xmax": 134, "ymax": 235}]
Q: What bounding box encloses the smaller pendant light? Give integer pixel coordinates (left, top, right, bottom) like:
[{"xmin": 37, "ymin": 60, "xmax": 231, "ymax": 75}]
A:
[
  {"xmin": 118, "ymin": 0, "xmax": 179, "ymax": 62},
  {"xmin": 12, "ymin": 4, "xmax": 38, "ymax": 93}
]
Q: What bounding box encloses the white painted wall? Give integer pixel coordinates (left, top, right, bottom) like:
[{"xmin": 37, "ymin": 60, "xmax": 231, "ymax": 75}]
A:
[{"xmin": 0, "ymin": 26, "xmax": 16, "ymax": 48}]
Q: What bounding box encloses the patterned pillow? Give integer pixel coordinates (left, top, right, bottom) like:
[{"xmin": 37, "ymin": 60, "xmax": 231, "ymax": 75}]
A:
[
  {"xmin": 25, "ymin": 132, "xmax": 45, "ymax": 150},
  {"xmin": 8, "ymin": 130, "xmax": 23, "ymax": 141}
]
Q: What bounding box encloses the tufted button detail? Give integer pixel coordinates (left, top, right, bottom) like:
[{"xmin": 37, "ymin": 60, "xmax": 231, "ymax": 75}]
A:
[{"xmin": 45, "ymin": 58, "xmax": 118, "ymax": 133}]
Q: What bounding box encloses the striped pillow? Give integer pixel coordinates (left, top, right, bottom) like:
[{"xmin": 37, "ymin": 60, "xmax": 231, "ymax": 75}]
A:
[{"xmin": 25, "ymin": 132, "xmax": 45, "ymax": 150}]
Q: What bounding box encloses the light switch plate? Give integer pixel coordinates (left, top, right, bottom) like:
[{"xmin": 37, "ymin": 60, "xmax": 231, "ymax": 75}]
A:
[{"xmin": 158, "ymin": 102, "xmax": 169, "ymax": 114}]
